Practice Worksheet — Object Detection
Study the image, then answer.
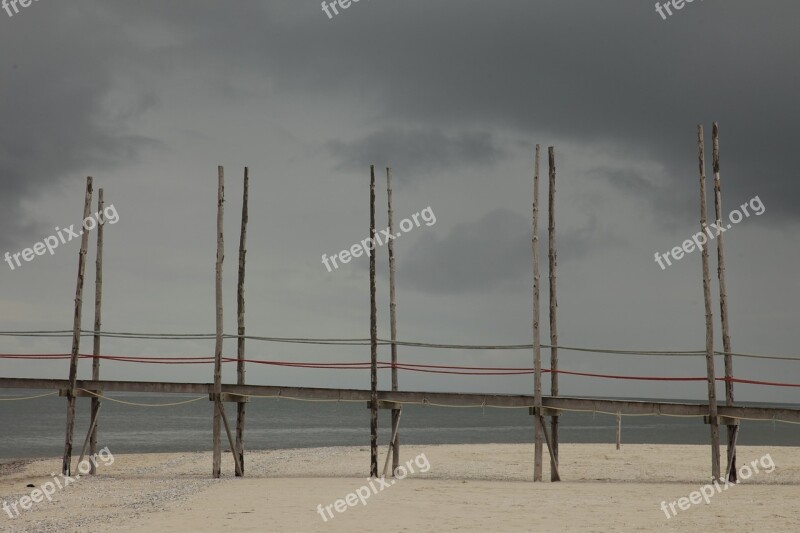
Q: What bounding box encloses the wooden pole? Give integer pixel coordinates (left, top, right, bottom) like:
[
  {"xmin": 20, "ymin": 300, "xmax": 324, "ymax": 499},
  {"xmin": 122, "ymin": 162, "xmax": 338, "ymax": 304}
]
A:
[
  {"xmin": 369, "ymin": 164, "xmax": 378, "ymax": 477},
  {"xmin": 698, "ymin": 125, "xmax": 721, "ymax": 481},
  {"xmin": 212, "ymin": 166, "xmax": 224, "ymax": 478},
  {"xmin": 218, "ymin": 401, "xmax": 243, "ymax": 476},
  {"xmin": 77, "ymin": 403, "xmax": 102, "ymax": 469},
  {"xmin": 538, "ymin": 414, "xmax": 560, "ymax": 481},
  {"xmin": 547, "ymin": 147, "xmax": 560, "ymax": 482},
  {"xmin": 235, "ymin": 167, "xmax": 249, "ymax": 477},
  {"xmin": 712, "ymin": 123, "xmax": 737, "ymax": 483},
  {"xmin": 725, "ymin": 424, "xmax": 739, "ymax": 481},
  {"xmin": 62, "ymin": 176, "xmax": 93, "ymax": 476},
  {"xmin": 615, "ymin": 412, "xmax": 621, "ymax": 450},
  {"xmin": 386, "ymin": 166, "xmax": 400, "ymax": 476},
  {"xmin": 382, "ymin": 409, "xmax": 402, "ymax": 478},
  {"xmin": 89, "ymin": 188, "xmax": 104, "ymax": 475},
  {"xmin": 532, "ymin": 145, "xmax": 544, "ymax": 482}
]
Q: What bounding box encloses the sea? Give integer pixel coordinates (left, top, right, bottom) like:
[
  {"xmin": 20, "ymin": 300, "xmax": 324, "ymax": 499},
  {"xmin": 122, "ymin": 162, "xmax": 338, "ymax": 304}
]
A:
[{"xmin": 1, "ymin": 390, "xmax": 797, "ymax": 460}]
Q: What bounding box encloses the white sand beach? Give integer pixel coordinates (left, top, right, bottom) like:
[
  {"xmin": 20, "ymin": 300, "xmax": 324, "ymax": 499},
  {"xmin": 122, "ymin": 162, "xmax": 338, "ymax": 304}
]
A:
[{"xmin": 1, "ymin": 444, "xmax": 798, "ymax": 532}]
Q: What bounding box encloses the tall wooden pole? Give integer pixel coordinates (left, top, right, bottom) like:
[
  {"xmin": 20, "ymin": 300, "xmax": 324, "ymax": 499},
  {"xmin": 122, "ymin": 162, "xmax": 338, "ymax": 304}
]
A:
[
  {"xmin": 369, "ymin": 165, "xmax": 378, "ymax": 477},
  {"xmin": 532, "ymin": 145, "xmax": 544, "ymax": 482},
  {"xmin": 547, "ymin": 147, "xmax": 560, "ymax": 482},
  {"xmin": 62, "ymin": 176, "xmax": 93, "ymax": 476},
  {"xmin": 698, "ymin": 125, "xmax": 721, "ymax": 481},
  {"xmin": 386, "ymin": 167, "xmax": 400, "ymax": 476},
  {"xmin": 235, "ymin": 167, "xmax": 249, "ymax": 477},
  {"xmin": 712, "ymin": 123, "xmax": 737, "ymax": 482},
  {"xmin": 89, "ymin": 188, "xmax": 104, "ymax": 475},
  {"xmin": 212, "ymin": 166, "xmax": 224, "ymax": 478}
]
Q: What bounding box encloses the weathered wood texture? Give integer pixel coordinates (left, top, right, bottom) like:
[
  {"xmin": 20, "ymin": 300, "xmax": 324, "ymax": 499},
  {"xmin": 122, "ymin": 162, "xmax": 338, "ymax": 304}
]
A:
[
  {"xmin": 698, "ymin": 125, "xmax": 721, "ymax": 480},
  {"xmin": 386, "ymin": 166, "xmax": 401, "ymax": 475},
  {"xmin": 369, "ymin": 165, "xmax": 378, "ymax": 477},
  {"xmin": 547, "ymin": 147, "xmax": 560, "ymax": 482},
  {"xmin": 235, "ymin": 167, "xmax": 249, "ymax": 476},
  {"xmin": 212, "ymin": 166, "xmax": 224, "ymax": 478},
  {"xmin": 532, "ymin": 145, "xmax": 544, "ymax": 481},
  {"xmin": 90, "ymin": 188, "xmax": 104, "ymax": 474},
  {"xmin": 712, "ymin": 123, "xmax": 737, "ymax": 483},
  {"xmin": 62, "ymin": 176, "xmax": 93, "ymax": 476}
]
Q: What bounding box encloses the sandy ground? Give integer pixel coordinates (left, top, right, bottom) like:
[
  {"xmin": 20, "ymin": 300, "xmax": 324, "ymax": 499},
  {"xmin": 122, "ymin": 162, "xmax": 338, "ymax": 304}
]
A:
[{"xmin": 1, "ymin": 443, "xmax": 798, "ymax": 532}]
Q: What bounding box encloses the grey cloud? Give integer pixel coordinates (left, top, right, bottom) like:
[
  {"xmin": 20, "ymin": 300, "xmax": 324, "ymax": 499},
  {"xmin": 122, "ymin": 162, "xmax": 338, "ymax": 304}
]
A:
[
  {"xmin": 0, "ymin": 3, "xmax": 161, "ymax": 250},
  {"xmin": 327, "ymin": 128, "xmax": 504, "ymax": 177},
  {"xmin": 399, "ymin": 208, "xmax": 610, "ymax": 294},
  {"xmin": 81, "ymin": 1, "xmax": 800, "ymax": 222}
]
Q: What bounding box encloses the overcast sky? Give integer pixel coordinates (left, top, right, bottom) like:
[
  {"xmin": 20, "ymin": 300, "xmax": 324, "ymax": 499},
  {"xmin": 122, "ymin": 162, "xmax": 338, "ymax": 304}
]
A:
[{"xmin": 1, "ymin": 0, "xmax": 798, "ymax": 404}]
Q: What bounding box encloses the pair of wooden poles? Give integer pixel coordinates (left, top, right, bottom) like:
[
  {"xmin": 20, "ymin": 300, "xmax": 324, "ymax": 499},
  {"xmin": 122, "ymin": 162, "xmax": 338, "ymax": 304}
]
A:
[
  {"xmin": 368, "ymin": 165, "xmax": 402, "ymax": 478},
  {"xmin": 699, "ymin": 124, "xmax": 738, "ymax": 482},
  {"xmin": 212, "ymin": 166, "xmax": 250, "ymax": 478},
  {"xmin": 62, "ymin": 177, "xmax": 105, "ymax": 476}
]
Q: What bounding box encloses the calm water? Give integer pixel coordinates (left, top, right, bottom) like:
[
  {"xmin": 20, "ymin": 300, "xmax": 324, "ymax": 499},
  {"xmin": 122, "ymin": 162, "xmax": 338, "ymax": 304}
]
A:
[{"xmin": 1, "ymin": 390, "xmax": 797, "ymax": 459}]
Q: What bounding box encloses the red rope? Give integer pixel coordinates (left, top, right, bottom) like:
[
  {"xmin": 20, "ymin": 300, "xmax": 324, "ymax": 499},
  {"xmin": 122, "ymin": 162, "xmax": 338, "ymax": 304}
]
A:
[{"xmin": 1, "ymin": 353, "xmax": 798, "ymax": 387}]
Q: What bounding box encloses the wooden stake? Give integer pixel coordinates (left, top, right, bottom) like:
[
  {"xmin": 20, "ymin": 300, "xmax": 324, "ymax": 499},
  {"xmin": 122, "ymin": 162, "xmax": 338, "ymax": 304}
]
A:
[
  {"xmin": 616, "ymin": 412, "xmax": 621, "ymax": 450},
  {"xmin": 712, "ymin": 123, "xmax": 737, "ymax": 483},
  {"xmin": 369, "ymin": 165, "xmax": 378, "ymax": 477},
  {"xmin": 77, "ymin": 403, "xmax": 102, "ymax": 469},
  {"xmin": 725, "ymin": 424, "xmax": 739, "ymax": 482},
  {"xmin": 547, "ymin": 147, "xmax": 560, "ymax": 482},
  {"xmin": 212, "ymin": 166, "xmax": 224, "ymax": 478},
  {"xmin": 235, "ymin": 167, "xmax": 249, "ymax": 477},
  {"xmin": 218, "ymin": 401, "xmax": 243, "ymax": 476},
  {"xmin": 538, "ymin": 414, "xmax": 560, "ymax": 481},
  {"xmin": 89, "ymin": 188, "xmax": 104, "ymax": 475},
  {"xmin": 62, "ymin": 176, "xmax": 93, "ymax": 476},
  {"xmin": 698, "ymin": 125, "xmax": 721, "ymax": 480},
  {"xmin": 532, "ymin": 145, "xmax": 544, "ymax": 482},
  {"xmin": 386, "ymin": 166, "xmax": 400, "ymax": 476},
  {"xmin": 382, "ymin": 409, "xmax": 402, "ymax": 478}
]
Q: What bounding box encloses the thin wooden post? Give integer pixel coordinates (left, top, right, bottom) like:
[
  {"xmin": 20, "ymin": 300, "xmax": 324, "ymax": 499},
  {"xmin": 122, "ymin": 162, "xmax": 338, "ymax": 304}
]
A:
[
  {"xmin": 89, "ymin": 188, "xmax": 104, "ymax": 475},
  {"xmin": 698, "ymin": 125, "xmax": 721, "ymax": 481},
  {"xmin": 532, "ymin": 145, "xmax": 544, "ymax": 482},
  {"xmin": 547, "ymin": 147, "xmax": 560, "ymax": 482},
  {"xmin": 538, "ymin": 415, "xmax": 560, "ymax": 481},
  {"xmin": 712, "ymin": 123, "xmax": 737, "ymax": 483},
  {"xmin": 615, "ymin": 412, "xmax": 621, "ymax": 450},
  {"xmin": 725, "ymin": 424, "xmax": 739, "ymax": 482},
  {"xmin": 386, "ymin": 166, "xmax": 400, "ymax": 476},
  {"xmin": 77, "ymin": 403, "xmax": 102, "ymax": 469},
  {"xmin": 235, "ymin": 167, "xmax": 249, "ymax": 477},
  {"xmin": 212, "ymin": 166, "xmax": 224, "ymax": 478},
  {"xmin": 369, "ymin": 165, "xmax": 378, "ymax": 477},
  {"xmin": 218, "ymin": 401, "xmax": 243, "ymax": 476},
  {"xmin": 62, "ymin": 176, "xmax": 93, "ymax": 476},
  {"xmin": 382, "ymin": 409, "xmax": 402, "ymax": 478}
]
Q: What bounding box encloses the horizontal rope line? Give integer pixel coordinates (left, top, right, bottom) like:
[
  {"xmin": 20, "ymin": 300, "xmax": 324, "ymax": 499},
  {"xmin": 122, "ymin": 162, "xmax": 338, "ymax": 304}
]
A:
[
  {"xmin": 77, "ymin": 389, "xmax": 207, "ymax": 407},
  {"xmin": 0, "ymin": 391, "xmax": 59, "ymax": 401},
  {"xmin": 3, "ymin": 353, "xmax": 800, "ymax": 387},
  {"xmin": 0, "ymin": 330, "xmax": 797, "ymax": 361}
]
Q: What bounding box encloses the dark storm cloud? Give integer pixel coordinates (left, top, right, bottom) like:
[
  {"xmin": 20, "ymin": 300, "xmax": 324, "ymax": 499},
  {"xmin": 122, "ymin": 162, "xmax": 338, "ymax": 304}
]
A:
[
  {"xmin": 3, "ymin": 0, "xmax": 798, "ymax": 247},
  {"xmin": 97, "ymin": 1, "xmax": 799, "ymax": 222},
  {"xmin": 327, "ymin": 128, "xmax": 504, "ymax": 177},
  {"xmin": 0, "ymin": 3, "xmax": 159, "ymax": 250}
]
